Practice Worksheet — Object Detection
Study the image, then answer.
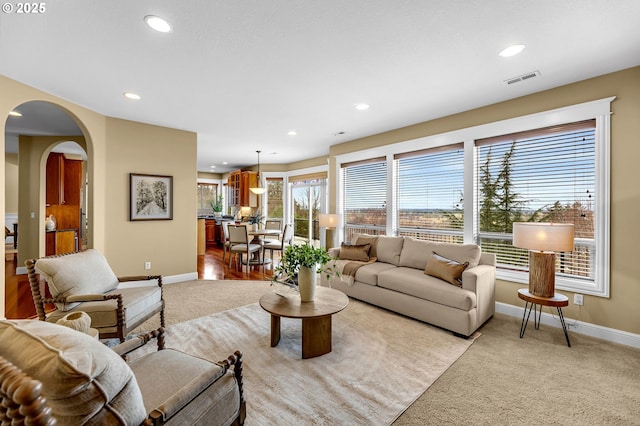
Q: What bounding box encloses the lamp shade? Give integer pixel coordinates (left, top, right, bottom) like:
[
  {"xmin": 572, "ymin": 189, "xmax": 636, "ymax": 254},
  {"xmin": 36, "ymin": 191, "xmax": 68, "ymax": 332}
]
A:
[
  {"xmin": 319, "ymin": 213, "xmax": 342, "ymax": 228},
  {"xmin": 512, "ymin": 222, "xmax": 574, "ymax": 252}
]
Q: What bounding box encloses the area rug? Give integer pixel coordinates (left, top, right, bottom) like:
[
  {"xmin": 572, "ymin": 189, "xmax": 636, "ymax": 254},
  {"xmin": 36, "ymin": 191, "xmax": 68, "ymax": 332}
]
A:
[{"xmin": 129, "ymin": 294, "xmax": 477, "ymax": 425}]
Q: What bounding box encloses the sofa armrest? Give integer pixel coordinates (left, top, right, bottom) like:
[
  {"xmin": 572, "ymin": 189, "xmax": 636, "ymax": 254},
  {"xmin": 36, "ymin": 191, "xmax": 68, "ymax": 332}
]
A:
[
  {"xmin": 462, "ymin": 264, "xmax": 496, "ymax": 323},
  {"xmin": 461, "ymin": 264, "xmax": 495, "ymax": 294}
]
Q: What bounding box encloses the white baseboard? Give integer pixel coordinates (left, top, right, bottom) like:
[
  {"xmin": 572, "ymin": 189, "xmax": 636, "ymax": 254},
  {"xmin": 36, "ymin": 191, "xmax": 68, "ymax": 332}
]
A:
[{"xmin": 496, "ymin": 302, "xmax": 640, "ymax": 349}]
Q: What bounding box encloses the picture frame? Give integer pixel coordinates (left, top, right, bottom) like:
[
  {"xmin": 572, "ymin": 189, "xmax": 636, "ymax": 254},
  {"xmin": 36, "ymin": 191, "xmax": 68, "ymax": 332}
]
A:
[{"xmin": 129, "ymin": 173, "xmax": 173, "ymax": 221}]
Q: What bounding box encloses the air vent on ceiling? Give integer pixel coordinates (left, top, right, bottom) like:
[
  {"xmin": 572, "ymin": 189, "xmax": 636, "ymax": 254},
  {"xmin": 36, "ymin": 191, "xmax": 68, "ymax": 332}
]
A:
[{"xmin": 504, "ymin": 70, "xmax": 541, "ymax": 86}]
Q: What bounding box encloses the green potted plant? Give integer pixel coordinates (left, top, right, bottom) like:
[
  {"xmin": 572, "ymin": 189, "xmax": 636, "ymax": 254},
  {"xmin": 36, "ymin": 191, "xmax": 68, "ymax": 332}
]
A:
[
  {"xmin": 210, "ymin": 194, "xmax": 223, "ymax": 217},
  {"xmin": 272, "ymin": 242, "xmax": 339, "ymax": 302},
  {"xmin": 247, "ymin": 212, "xmax": 264, "ymax": 231}
]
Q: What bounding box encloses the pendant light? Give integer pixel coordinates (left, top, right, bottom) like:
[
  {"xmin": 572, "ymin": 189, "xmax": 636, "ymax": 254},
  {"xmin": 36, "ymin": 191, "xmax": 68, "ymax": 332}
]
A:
[{"xmin": 250, "ymin": 150, "xmax": 266, "ymax": 195}]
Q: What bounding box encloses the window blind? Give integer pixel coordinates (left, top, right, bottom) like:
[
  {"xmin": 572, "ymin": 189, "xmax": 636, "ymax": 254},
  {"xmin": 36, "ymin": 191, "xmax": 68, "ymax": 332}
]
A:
[
  {"xmin": 395, "ymin": 144, "xmax": 464, "ymax": 243},
  {"xmin": 476, "ymin": 120, "xmax": 596, "ymax": 279},
  {"xmin": 341, "ymin": 158, "xmax": 387, "ymax": 240}
]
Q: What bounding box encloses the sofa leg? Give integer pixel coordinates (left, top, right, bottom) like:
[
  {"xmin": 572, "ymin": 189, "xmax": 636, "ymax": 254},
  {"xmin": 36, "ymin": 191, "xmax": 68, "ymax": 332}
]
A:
[{"xmin": 453, "ymin": 331, "xmax": 470, "ymax": 339}]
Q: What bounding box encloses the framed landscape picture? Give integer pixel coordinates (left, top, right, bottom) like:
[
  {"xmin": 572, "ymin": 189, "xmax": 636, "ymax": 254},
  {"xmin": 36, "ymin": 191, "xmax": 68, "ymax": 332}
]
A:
[{"xmin": 129, "ymin": 173, "xmax": 173, "ymax": 221}]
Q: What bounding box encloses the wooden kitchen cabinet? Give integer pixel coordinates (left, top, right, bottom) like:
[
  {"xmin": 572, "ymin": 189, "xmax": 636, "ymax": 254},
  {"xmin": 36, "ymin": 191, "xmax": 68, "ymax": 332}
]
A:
[
  {"xmin": 46, "ymin": 153, "xmax": 65, "ymax": 205},
  {"xmin": 45, "ymin": 153, "xmax": 83, "ymax": 232},
  {"xmin": 205, "ymin": 220, "xmax": 216, "ymax": 247},
  {"xmin": 240, "ymin": 171, "xmax": 258, "ymax": 207},
  {"xmin": 46, "ymin": 229, "xmax": 77, "ymax": 256},
  {"xmin": 228, "ymin": 170, "xmax": 241, "ymax": 206},
  {"xmin": 227, "ymin": 170, "xmax": 258, "ymax": 207}
]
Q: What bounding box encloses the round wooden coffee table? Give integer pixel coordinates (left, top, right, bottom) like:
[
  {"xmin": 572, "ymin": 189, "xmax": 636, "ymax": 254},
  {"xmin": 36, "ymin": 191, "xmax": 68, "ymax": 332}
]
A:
[{"xmin": 259, "ymin": 286, "xmax": 349, "ymax": 359}]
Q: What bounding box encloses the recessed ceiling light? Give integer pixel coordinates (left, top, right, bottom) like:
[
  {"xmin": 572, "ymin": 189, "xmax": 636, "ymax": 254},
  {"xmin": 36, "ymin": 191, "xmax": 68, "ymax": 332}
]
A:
[
  {"xmin": 9, "ymin": 110, "xmax": 22, "ymax": 117},
  {"xmin": 355, "ymin": 104, "xmax": 370, "ymax": 110},
  {"xmin": 145, "ymin": 15, "xmax": 172, "ymax": 33},
  {"xmin": 210, "ymin": 165, "xmax": 216, "ymax": 169},
  {"xmin": 222, "ymin": 161, "xmax": 228, "ymax": 165},
  {"xmin": 124, "ymin": 92, "xmax": 141, "ymax": 100},
  {"xmin": 288, "ymin": 131, "xmax": 297, "ymax": 136},
  {"xmin": 499, "ymin": 44, "xmax": 526, "ymax": 57}
]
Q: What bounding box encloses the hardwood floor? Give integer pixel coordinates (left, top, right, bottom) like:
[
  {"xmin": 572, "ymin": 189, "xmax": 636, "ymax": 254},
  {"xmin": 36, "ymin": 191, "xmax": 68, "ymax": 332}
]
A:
[{"xmin": 4, "ymin": 245, "xmax": 274, "ymax": 319}]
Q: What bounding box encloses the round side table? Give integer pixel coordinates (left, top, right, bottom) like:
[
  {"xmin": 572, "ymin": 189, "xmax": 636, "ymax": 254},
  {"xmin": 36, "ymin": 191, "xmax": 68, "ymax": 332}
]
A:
[{"xmin": 518, "ymin": 288, "xmax": 571, "ymax": 347}]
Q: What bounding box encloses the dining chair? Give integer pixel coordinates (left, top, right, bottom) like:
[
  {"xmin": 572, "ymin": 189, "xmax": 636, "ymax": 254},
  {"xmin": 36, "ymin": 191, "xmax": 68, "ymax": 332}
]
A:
[
  {"xmin": 263, "ymin": 224, "xmax": 294, "ymax": 264},
  {"xmin": 263, "ymin": 219, "xmax": 282, "ymax": 245},
  {"xmin": 222, "ymin": 220, "xmax": 233, "ymax": 263},
  {"xmin": 5, "ymin": 225, "xmax": 17, "ymax": 249},
  {"xmin": 227, "ymin": 224, "xmax": 262, "ymax": 272}
]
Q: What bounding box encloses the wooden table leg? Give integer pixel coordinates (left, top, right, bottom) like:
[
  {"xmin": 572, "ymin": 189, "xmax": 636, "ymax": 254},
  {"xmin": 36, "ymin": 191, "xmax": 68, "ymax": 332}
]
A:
[
  {"xmin": 301, "ymin": 315, "xmax": 332, "ymax": 359},
  {"xmin": 270, "ymin": 315, "xmax": 281, "ymax": 347}
]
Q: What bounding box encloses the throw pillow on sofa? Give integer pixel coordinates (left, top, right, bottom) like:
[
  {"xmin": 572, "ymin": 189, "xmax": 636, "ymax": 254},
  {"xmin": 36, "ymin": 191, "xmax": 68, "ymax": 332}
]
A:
[
  {"xmin": 339, "ymin": 243, "xmax": 371, "ymax": 262},
  {"xmin": 424, "ymin": 252, "xmax": 469, "ymax": 286}
]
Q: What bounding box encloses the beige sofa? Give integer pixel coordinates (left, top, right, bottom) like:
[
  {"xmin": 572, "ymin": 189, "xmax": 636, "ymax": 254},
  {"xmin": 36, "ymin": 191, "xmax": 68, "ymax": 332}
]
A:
[{"xmin": 324, "ymin": 234, "xmax": 496, "ymax": 337}]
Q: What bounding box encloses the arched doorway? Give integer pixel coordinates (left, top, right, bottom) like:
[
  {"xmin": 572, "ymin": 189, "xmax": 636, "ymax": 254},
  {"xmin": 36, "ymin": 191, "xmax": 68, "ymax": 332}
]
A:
[{"xmin": 4, "ymin": 100, "xmax": 92, "ymax": 318}]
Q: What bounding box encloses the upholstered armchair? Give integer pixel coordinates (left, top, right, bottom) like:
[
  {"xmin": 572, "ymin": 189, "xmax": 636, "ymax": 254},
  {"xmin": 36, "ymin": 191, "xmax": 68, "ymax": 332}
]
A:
[
  {"xmin": 0, "ymin": 319, "xmax": 246, "ymax": 425},
  {"xmin": 25, "ymin": 249, "xmax": 165, "ymax": 342}
]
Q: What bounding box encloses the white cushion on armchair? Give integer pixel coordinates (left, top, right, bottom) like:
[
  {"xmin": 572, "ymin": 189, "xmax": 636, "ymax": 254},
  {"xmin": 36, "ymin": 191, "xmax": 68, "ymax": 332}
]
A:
[{"xmin": 35, "ymin": 249, "xmax": 119, "ymax": 311}]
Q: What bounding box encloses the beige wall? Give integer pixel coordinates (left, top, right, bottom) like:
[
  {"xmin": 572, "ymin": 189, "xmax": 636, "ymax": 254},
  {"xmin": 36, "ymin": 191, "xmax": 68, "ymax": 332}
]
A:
[
  {"xmin": 329, "ymin": 66, "xmax": 640, "ymax": 335},
  {"xmin": 1, "ymin": 75, "xmax": 198, "ymax": 318},
  {"xmin": 103, "ymin": 117, "xmax": 197, "ymax": 276}
]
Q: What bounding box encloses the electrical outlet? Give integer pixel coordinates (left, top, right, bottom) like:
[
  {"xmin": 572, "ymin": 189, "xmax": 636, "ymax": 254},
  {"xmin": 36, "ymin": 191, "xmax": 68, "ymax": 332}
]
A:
[
  {"xmin": 144, "ymin": 262, "xmax": 151, "ymax": 270},
  {"xmin": 574, "ymin": 293, "xmax": 584, "ymax": 306}
]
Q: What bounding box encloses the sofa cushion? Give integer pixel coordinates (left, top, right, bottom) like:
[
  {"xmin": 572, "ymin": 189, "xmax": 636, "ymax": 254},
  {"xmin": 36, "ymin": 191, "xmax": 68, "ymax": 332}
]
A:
[
  {"xmin": 373, "ymin": 236, "xmax": 405, "ymax": 266},
  {"xmin": 354, "ymin": 261, "xmax": 398, "ymax": 286},
  {"xmin": 353, "ymin": 235, "xmax": 380, "ymax": 259},
  {"xmin": 377, "ymin": 267, "xmax": 476, "ymax": 311},
  {"xmin": 339, "ymin": 243, "xmax": 371, "ymax": 262},
  {"xmin": 399, "ymin": 238, "xmax": 482, "ymax": 270},
  {"xmin": 0, "ymin": 319, "xmax": 147, "ymax": 425},
  {"xmin": 36, "ymin": 249, "xmax": 119, "ymax": 311},
  {"xmin": 424, "ymin": 252, "xmax": 469, "ymax": 286}
]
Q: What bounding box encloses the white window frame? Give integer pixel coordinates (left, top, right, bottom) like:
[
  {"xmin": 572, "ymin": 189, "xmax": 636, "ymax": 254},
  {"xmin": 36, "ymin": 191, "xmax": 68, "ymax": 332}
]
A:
[{"xmin": 335, "ymin": 97, "xmax": 613, "ymax": 297}]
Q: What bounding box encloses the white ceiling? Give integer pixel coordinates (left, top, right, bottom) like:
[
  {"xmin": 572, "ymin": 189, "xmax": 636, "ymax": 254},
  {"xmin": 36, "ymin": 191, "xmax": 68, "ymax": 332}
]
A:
[{"xmin": 2, "ymin": 0, "xmax": 639, "ymax": 173}]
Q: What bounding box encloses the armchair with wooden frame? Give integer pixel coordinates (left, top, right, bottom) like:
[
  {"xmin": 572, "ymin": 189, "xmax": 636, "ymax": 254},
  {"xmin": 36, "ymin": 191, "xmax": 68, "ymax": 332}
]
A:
[
  {"xmin": 0, "ymin": 319, "xmax": 246, "ymax": 425},
  {"xmin": 25, "ymin": 249, "xmax": 165, "ymax": 342}
]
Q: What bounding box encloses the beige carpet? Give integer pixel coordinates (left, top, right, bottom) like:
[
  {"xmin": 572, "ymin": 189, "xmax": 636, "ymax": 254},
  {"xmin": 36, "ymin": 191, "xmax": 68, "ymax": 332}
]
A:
[
  {"xmin": 134, "ymin": 280, "xmax": 475, "ymax": 425},
  {"xmin": 137, "ymin": 279, "xmax": 640, "ymax": 425}
]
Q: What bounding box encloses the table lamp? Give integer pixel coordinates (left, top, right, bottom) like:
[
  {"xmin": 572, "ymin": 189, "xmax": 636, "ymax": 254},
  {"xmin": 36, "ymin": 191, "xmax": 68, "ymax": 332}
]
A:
[
  {"xmin": 319, "ymin": 214, "xmax": 342, "ymax": 249},
  {"xmin": 512, "ymin": 222, "xmax": 574, "ymax": 298}
]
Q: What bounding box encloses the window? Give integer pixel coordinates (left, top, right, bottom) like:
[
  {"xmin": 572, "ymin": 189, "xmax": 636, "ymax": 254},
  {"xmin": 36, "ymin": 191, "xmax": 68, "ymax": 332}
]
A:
[
  {"xmin": 197, "ymin": 183, "xmax": 217, "ymax": 215},
  {"xmin": 476, "ymin": 120, "xmax": 596, "ymax": 285},
  {"xmin": 290, "ymin": 174, "xmax": 326, "ymax": 244},
  {"xmin": 395, "ymin": 144, "xmax": 464, "ymax": 243},
  {"xmin": 336, "ymin": 97, "xmax": 612, "ymax": 296},
  {"xmin": 266, "ymin": 178, "xmax": 284, "ymax": 219},
  {"xmin": 341, "ymin": 157, "xmax": 387, "ymax": 242}
]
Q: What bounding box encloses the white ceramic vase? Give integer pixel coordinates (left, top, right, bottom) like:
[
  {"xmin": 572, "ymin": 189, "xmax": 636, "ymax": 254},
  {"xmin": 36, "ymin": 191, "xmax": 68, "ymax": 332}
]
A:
[
  {"xmin": 45, "ymin": 214, "xmax": 56, "ymax": 231},
  {"xmin": 298, "ymin": 266, "xmax": 317, "ymax": 302}
]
